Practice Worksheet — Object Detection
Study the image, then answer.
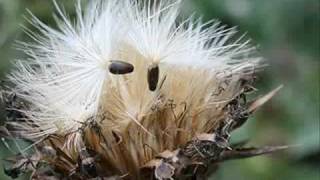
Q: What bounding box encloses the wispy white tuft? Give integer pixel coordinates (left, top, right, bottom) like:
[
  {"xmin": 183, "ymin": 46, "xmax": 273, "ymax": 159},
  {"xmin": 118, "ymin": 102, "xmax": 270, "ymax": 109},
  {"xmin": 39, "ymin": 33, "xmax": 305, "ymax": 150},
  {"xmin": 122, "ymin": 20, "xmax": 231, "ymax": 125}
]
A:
[{"xmin": 8, "ymin": 0, "xmax": 262, "ymax": 140}]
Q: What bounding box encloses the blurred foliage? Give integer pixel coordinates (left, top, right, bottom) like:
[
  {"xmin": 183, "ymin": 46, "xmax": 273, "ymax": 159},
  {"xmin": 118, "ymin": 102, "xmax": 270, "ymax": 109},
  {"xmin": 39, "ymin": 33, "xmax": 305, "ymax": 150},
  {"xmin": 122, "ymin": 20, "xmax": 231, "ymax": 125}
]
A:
[{"xmin": 0, "ymin": 0, "xmax": 319, "ymax": 179}]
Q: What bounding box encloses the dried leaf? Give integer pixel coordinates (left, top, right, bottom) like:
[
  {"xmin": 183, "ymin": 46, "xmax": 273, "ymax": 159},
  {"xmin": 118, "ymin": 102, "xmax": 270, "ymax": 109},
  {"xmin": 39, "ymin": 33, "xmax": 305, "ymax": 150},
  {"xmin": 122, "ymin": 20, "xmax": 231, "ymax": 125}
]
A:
[
  {"xmin": 142, "ymin": 159, "xmax": 162, "ymax": 169},
  {"xmin": 194, "ymin": 133, "xmax": 215, "ymax": 142},
  {"xmin": 218, "ymin": 145, "xmax": 290, "ymax": 161},
  {"xmin": 248, "ymin": 85, "xmax": 283, "ymax": 113}
]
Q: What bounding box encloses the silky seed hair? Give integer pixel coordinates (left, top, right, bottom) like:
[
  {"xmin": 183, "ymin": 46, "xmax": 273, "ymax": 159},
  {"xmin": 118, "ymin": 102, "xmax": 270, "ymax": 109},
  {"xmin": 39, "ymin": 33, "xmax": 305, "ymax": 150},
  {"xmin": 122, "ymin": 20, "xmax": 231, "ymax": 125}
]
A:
[
  {"xmin": 8, "ymin": 0, "xmax": 261, "ymax": 140},
  {"xmin": 2, "ymin": 0, "xmax": 268, "ymax": 179}
]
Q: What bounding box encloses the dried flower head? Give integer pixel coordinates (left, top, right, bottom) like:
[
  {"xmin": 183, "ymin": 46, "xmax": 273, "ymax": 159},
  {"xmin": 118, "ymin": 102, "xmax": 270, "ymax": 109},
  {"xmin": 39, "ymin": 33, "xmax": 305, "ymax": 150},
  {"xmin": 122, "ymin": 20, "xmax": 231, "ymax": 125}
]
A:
[{"xmin": 0, "ymin": 0, "xmax": 285, "ymax": 179}]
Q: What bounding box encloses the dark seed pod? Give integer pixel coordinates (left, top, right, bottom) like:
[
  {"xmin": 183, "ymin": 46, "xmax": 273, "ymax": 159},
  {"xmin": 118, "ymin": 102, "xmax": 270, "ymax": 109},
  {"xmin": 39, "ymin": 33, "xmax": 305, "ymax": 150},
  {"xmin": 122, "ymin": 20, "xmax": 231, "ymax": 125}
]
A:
[
  {"xmin": 108, "ymin": 60, "xmax": 134, "ymax": 75},
  {"xmin": 147, "ymin": 64, "xmax": 159, "ymax": 91}
]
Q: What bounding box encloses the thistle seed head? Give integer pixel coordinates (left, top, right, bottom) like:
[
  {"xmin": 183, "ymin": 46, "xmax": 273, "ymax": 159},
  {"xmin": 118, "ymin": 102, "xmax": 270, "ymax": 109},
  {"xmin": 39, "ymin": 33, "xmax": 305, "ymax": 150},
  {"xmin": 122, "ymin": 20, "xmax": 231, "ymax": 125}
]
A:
[{"xmin": 0, "ymin": 0, "xmax": 285, "ymax": 179}]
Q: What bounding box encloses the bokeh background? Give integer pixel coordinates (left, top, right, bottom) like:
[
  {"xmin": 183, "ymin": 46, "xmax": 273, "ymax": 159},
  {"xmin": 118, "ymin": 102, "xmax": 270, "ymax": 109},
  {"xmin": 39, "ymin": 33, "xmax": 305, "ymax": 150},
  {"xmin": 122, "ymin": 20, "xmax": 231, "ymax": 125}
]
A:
[{"xmin": 0, "ymin": 0, "xmax": 319, "ymax": 179}]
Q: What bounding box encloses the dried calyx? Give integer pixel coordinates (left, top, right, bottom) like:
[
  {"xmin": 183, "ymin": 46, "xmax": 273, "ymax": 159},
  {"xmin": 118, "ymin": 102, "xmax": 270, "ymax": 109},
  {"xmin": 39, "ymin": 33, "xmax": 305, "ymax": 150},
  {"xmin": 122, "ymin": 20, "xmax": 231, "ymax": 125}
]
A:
[{"xmin": 0, "ymin": 82, "xmax": 285, "ymax": 180}]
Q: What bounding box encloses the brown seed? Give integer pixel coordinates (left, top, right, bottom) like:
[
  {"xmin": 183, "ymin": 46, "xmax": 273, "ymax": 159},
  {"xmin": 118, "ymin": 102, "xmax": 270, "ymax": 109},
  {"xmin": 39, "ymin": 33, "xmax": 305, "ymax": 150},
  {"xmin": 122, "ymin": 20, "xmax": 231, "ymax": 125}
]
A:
[
  {"xmin": 147, "ymin": 64, "xmax": 159, "ymax": 91},
  {"xmin": 108, "ymin": 60, "xmax": 134, "ymax": 75}
]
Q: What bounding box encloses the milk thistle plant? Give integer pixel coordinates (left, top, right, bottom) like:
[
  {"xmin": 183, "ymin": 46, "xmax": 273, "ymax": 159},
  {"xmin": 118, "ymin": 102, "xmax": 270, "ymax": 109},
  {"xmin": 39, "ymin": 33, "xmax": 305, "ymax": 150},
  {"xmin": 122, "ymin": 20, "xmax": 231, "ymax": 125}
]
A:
[{"xmin": 0, "ymin": 0, "xmax": 287, "ymax": 179}]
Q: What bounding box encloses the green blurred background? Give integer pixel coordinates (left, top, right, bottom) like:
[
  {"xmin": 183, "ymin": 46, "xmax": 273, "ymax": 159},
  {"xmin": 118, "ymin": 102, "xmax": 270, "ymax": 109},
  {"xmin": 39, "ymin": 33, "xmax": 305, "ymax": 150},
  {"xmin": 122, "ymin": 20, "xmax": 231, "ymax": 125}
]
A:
[{"xmin": 0, "ymin": 0, "xmax": 319, "ymax": 179}]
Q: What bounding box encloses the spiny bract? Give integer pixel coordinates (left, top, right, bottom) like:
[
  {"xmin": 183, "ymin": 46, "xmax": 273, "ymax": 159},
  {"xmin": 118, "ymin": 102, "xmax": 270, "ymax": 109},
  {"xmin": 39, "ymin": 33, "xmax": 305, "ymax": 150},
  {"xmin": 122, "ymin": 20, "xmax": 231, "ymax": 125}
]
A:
[{"xmin": 1, "ymin": 0, "xmax": 279, "ymax": 179}]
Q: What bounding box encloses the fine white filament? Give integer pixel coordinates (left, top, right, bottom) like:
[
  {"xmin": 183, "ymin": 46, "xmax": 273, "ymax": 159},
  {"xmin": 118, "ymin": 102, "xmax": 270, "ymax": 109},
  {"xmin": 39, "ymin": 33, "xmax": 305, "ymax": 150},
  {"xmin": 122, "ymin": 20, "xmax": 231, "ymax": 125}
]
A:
[{"xmin": 8, "ymin": 0, "xmax": 262, "ymax": 140}]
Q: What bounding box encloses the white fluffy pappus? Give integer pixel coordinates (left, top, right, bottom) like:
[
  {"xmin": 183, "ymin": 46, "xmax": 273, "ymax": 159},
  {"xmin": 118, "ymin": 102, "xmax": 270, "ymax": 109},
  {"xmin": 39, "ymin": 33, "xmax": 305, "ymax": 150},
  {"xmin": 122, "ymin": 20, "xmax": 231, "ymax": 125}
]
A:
[{"xmin": 8, "ymin": 0, "xmax": 262, "ymax": 142}]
